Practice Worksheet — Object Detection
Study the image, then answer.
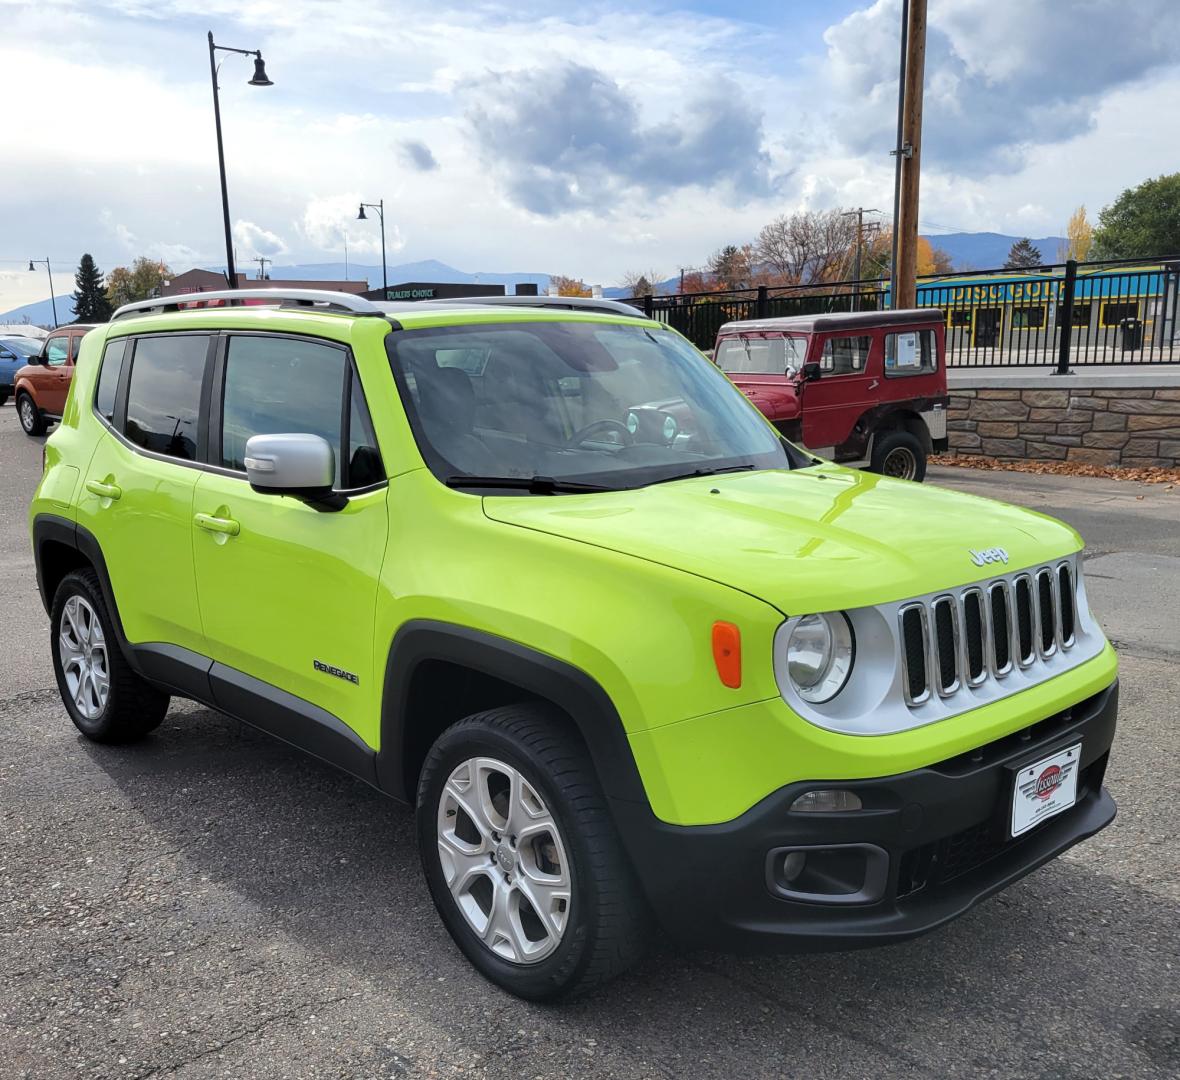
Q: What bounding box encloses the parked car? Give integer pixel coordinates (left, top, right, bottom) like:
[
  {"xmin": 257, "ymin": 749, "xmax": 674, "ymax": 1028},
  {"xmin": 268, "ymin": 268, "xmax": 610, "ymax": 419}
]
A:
[
  {"xmin": 30, "ymin": 289, "xmax": 1117, "ymax": 1001},
  {"xmin": 0, "ymin": 335, "xmax": 46, "ymax": 406},
  {"xmin": 14, "ymin": 323, "xmax": 97, "ymax": 435},
  {"xmin": 714, "ymin": 308, "xmax": 949, "ymax": 481}
]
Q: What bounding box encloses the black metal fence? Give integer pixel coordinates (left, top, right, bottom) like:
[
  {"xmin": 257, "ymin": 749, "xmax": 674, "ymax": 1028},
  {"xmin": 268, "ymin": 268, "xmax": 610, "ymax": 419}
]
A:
[{"xmin": 624, "ymin": 256, "xmax": 1180, "ymax": 368}]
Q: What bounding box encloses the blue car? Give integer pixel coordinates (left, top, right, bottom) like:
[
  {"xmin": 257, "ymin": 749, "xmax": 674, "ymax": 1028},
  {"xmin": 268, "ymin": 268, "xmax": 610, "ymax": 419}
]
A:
[{"xmin": 0, "ymin": 336, "xmax": 45, "ymax": 406}]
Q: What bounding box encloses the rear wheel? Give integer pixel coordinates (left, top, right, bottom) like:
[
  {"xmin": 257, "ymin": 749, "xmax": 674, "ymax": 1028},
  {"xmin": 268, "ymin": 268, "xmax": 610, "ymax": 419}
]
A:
[
  {"xmin": 50, "ymin": 570, "xmax": 170, "ymax": 742},
  {"xmin": 17, "ymin": 392, "xmax": 45, "ymax": 436},
  {"xmin": 870, "ymin": 428, "xmax": 926, "ymax": 482},
  {"xmin": 417, "ymin": 704, "xmax": 650, "ymax": 1000},
  {"xmin": 0, "ymin": 387, "xmax": 9, "ymax": 406}
]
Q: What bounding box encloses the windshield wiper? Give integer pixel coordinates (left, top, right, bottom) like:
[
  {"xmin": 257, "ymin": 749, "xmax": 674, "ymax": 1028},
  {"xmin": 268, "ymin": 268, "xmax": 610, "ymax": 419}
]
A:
[
  {"xmin": 647, "ymin": 464, "xmax": 758, "ymax": 486},
  {"xmin": 444, "ymin": 474, "xmax": 615, "ymax": 494}
]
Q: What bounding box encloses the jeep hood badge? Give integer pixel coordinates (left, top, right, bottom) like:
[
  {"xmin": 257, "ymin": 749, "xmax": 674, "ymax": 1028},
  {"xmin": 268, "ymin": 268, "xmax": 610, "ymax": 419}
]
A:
[{"xmin": 969, "ymin": 547, "xmax": 1009, "ymax": 567}]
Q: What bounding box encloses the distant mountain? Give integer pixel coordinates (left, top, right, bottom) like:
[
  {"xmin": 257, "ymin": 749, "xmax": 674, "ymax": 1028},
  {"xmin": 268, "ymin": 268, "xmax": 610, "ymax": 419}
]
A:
[
  {"xmin": 232, "ymin": 259, "xmax": 552, "ymax": 291},
  {"xmin": 0, "ymin": 294, "xmax": 76, "ymax": 328},
  {"xmin": 922, "ymin": 233, "xmax": 1067, "ymax": 271}
]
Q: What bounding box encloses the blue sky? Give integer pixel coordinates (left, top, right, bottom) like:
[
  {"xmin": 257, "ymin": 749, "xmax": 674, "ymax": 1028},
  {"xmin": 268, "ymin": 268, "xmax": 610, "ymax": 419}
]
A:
[{"xmin": 2, "ymin": 0, "xmax": 1179, "ymax": 311}]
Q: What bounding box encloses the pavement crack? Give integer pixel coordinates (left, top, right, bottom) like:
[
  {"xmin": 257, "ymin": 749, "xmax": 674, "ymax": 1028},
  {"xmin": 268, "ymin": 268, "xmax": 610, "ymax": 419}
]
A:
[{"xmin": 130, "ymin": 993, "xmax": 354, "ymax": 1078}]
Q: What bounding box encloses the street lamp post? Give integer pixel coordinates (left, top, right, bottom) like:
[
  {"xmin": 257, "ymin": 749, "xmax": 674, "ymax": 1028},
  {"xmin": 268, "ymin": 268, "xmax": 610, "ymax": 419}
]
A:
[
  {"xmin": 358, "ymin": 200, "xmax": 387, "ymax": 296},
  {"xmin": 208, "ymin": 31, "xmax": 273, "ymax": 290},
  {"xmin": 28, "ymin": 258, "xmax": 58, "ymax": 328}
]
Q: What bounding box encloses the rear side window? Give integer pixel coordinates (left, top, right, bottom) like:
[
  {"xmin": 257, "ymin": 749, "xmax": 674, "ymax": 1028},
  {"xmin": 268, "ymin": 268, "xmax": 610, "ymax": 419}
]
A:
[
  {"xmin": 124, "ymin": 335, "xmax": 209, "ymax": 460},
  {"xmin": 346, "ymin": 376, "xmax": 384, "ymax": 488},
  {"xmin": 819, "ymin": 335, "xmax": 871, "ymax": 375},
  {"xmin": 884, "ymin": 329, "xmax": 937, "ymax": 375},
  {"xmin": 94, "ymin": 339, "xmax": 127, "ymax": 424},
  {"xmin": 220, "ymin": 335, "xmax": 347, "ymax": 483}
]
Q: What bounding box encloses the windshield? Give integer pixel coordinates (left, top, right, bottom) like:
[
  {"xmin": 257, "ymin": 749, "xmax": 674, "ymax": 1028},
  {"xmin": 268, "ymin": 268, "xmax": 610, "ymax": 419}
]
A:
[
  {"xmin": 387, "ymin": 321, "xmax": 805, "ymax": 491},
  {"xmin": 0, "ymin": 337, "xmax": 43, "ymax": 358},
  {"xmin": 716, "ymin": 334, "xmax": 808, "ymax": 375}
]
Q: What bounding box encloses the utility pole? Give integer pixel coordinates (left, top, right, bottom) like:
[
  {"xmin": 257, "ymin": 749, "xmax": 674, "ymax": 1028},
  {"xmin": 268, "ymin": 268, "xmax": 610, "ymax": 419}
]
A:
[
  {"xmin": 893, "ymin": 0, "xmax": 927, "ymax": 310},
  {"xmin": 841, "ymin": 208, "xmax": 880, "ymax": 311},
  {"xmin": 254, "ymin": 256, "xmax": 271, "ymax": 280}
]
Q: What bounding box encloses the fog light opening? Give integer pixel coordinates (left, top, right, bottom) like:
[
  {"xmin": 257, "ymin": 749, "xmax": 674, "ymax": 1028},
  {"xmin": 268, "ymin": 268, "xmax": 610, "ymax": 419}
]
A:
[
  {"xmin": 790, "ymin": 789, "xmax": 863, "ymax": 813},
  {"xmin": 781, "ymin": 851, "xmax": 807, "ymax": 883}
]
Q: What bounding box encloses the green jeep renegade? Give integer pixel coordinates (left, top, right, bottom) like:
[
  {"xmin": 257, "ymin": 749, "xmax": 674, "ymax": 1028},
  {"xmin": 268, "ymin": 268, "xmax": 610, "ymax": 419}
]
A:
[{"xmin": 29, "ymin": 289, "xmax": 1118, "ymax": 1000}]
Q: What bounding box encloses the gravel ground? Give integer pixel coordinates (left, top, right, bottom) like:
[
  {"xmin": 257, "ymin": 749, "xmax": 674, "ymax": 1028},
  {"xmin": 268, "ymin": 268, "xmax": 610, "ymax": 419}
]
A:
[{"xmin": 1, "ymin": 408, "xmax": 1177, "ymax": 1080}]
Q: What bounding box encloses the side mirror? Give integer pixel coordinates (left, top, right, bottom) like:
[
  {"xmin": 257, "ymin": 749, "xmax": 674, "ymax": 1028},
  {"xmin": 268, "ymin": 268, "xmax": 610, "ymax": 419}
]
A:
[
  {"xmin": 243, "ymin": 433, "xmax": 346, "ymax": 511},
  {"xmin": 801, "ymin": 362, "xmax": 822, "ymax": 382}
]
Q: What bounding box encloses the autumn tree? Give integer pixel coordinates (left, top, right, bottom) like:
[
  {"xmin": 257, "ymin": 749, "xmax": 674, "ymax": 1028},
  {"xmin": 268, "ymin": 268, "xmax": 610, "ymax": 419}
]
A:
[
  {"xmin": 756, "ymin": 210, "xmax": 858, "ymax": 285},
  {"xmin": 1091, "ymin": 173, "xmax": 1180, "ymax": 259},
  {"xmin": 707, "ymin": 244, "xmax": 755, "ymax": 290},
  {"xmin": 1057, "ymin": 205, "xmax": 1093, "ymax": 262},
  {"xmin": 855, "ymin": 229, "xmax": 952, "ymax": 279},
  {"xmin": 1004, "ymin": 238, "xmax": 1043, "ymax": 269},
  {"xmin": 71, "ymin": 253, "xmax": 113, "ymax": 322},
  {"xmin": 547, "ymin": 274, "xmax": 592, "ymax": 297},
  {"xmin": 106, "ymin": 257, "xmax": 172, "ymax": 309}
]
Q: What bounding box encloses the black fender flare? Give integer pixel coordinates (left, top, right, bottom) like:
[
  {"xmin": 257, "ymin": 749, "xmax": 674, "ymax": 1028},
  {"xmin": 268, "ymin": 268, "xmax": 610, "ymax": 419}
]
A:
[{"xmin": 375, "ymin": 619, "xmax": 651, "ymax": 811}]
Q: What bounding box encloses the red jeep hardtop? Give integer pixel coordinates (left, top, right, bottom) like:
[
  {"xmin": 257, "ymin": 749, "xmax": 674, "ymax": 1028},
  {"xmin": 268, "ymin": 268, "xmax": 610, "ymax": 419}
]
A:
[{"xmin": 714, "ymin": 308, "xmax": 949, "ymax": 481}]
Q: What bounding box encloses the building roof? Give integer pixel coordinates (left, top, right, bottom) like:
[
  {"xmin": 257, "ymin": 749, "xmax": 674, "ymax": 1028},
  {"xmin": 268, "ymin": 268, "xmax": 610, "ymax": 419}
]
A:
[
  {"xmin": 160, "ymin": 268, "xmax": 369, "ymax": 297},
  {"xmin": 718, "ymin": 307, "xmax": 944, "ymax": 335}
]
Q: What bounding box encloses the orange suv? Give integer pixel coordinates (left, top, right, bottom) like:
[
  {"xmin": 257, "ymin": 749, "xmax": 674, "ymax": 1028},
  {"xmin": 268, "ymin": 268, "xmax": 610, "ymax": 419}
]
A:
[{"xmin": 15, "ymin": 324, "xmax": 97, "ymax": 436}]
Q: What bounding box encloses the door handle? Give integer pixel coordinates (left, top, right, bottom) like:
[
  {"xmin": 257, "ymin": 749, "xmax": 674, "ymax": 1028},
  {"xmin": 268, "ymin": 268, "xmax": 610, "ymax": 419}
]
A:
[
  {"xmin": 194, "ymin": 512, "xmax": 240, "ymax": 537},
  {"xmin": 868, "ymin": 379, "xmax": 880, "ymax": 390},
  {"xmin": 85, "ymin": 479, "xmax": 122, "ymax": 500}
]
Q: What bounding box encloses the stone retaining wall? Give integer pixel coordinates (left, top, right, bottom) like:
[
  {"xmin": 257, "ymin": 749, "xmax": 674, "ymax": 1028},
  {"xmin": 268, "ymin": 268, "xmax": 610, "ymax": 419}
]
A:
[{"xmin": 947, "ymin": 386, "xmax": 1180, "ymax": 468}]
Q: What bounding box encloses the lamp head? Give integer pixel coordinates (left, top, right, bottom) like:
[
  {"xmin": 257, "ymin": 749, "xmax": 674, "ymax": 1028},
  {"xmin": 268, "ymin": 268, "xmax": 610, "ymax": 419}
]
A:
[
  {"xmin": 248, "ymin": 55, "xmax": 273, "ymax": 86},
  {"xmin": 357, "ymin": 205, "xmax": 367, "ymax": 221}
]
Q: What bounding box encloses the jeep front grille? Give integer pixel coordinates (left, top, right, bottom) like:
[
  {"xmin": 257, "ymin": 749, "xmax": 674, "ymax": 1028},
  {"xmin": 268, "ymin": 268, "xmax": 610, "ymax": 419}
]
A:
[{"xmin": 899, "ymin": 561, "xmax": 1080, "ymax": 707}]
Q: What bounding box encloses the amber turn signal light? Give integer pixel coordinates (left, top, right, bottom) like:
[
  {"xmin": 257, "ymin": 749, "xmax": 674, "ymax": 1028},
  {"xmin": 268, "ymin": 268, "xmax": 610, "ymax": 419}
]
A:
[{"xmin": 712, "ymin": 621, "xmax": 742, "ymax": 688}]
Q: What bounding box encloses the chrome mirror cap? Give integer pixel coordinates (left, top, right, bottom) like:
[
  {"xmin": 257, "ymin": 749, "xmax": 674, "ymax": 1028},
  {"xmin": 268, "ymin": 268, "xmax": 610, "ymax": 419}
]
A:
[{"xmin": 244, "ymin": 433, "xmax": 335, "ymax": 493}]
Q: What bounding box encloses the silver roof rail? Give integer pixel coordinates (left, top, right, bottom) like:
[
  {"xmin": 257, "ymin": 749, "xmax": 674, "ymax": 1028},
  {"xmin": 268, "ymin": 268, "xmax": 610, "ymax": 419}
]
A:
[
  {"xmin": 111, "ymin": 288, "xmax": 384, "ymax": 321},
  {"xmin": 414, "ymin": 294, "xmax": 648, "ymax": 318}
]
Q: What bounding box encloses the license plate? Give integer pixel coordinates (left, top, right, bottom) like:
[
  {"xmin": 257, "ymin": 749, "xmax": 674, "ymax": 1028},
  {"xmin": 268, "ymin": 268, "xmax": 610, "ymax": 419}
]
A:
[{"xmin": 1011, "ymin": 743, "xmax": 1082, "ymax": 838}]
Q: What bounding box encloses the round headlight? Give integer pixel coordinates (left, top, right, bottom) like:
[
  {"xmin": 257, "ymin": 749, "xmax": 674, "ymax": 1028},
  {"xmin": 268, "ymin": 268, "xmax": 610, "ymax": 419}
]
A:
[{"xmin": 786, "ymin": 612, "xmax": 854, "ymax": 703}]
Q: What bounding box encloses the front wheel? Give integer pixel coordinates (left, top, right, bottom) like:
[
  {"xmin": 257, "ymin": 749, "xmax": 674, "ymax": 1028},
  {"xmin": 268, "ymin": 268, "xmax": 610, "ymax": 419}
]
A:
[
  {"xmin": 417, "ymin": 705, "xmax": 651, "ymax": 1000},
  {"xmin": 870, "ymin": 428, "xmax": 927, "ymax": 482},
  {"xmin": 17, "ymin": 392, "xmax": 45, "ymax": 436}
]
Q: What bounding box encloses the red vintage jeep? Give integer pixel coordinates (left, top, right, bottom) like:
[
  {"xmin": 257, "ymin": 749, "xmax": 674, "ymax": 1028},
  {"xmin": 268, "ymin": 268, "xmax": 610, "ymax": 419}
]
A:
[{"xmin": 713, "ymin": 308, "xmax": 949, "ymax": 481}]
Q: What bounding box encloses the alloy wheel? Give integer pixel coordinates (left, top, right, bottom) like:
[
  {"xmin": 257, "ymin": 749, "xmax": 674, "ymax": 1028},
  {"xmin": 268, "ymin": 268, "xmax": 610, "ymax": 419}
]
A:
[
  {"xmin": 19, "ymin": 397, "xmax": 36, "ymax": 432},
  {"xmin": 436, "ymin": 756, "xmax": 571, "ymax": 964},
  {"xmin": 58, "ymin": 595, "xmax": 110, "ymax": 720}
]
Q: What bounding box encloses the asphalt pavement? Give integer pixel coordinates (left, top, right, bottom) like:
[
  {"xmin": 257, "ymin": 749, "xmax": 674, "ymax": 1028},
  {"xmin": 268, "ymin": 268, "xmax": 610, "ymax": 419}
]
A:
[{"xmin": 1, "ymin": 406, "xmax": 1177, "ymax": 1080}]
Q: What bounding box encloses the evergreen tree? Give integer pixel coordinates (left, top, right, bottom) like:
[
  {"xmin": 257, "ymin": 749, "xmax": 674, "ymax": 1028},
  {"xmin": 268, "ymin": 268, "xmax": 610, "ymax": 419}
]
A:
[
  {"xmin": 1004, "ymin": 238, "xmax": 1042, "ymax": 269},
  {"xmin": 72, "ymin": 253, "xmax": 113, "ymax": 322}
]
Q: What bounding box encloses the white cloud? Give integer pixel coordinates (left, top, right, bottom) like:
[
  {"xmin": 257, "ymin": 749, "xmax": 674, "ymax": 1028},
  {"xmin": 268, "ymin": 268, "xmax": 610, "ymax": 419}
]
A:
[
  {"xmin": 1, "ymin": 0, "xmax": 1179, "ymax": 315},
  {"xmin": 233, "ymin": 220, "xmax": 288, "ymax": 257}
]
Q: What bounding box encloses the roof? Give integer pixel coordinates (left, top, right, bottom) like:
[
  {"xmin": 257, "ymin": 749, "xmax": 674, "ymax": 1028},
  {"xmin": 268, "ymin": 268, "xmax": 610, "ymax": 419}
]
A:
[{"xmin": 718, "ymin": 308, "xmax": 944, "ymax": 335}]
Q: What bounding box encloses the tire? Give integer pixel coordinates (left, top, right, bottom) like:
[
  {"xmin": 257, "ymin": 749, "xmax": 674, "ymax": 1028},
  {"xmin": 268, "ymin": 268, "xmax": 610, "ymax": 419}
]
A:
[
  {"xmin": 50, "ymin": 569, "xmax": 170, "ymax": 743},
  {"xmin": 17, "ymin": 392, "xmax": 45, "ymax": 436},
  {"xmin": 870, "ymin": 428, "xmax": 927, "ymax": 482},
  {"xmin": 417, "ymin": 704, "xmax": 651, "ymax": 1001},
  {"xmin": 0, "ymin": 388, "xmax": 9, "ymax": 407}
]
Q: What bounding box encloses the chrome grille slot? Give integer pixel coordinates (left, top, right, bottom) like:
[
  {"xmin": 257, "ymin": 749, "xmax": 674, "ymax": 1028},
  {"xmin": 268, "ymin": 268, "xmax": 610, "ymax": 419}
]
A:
[
  {"xmin": 893, "ymin": 560, "xmax": 1082, "ymax": 714},
  {"xmin": 988, "ymin": 582, "xmax": 1012, "ymax": 675},
  {"xmin": 1014, "ymin": 575, "xmax": 1035, "ymax": 665},
  {"xmin": 932, "ymin": 596, "xmax": 960, "ymax": 694},
  {"xmin": 1036, "ymin": 568, "xmax": 1057, "ymax": 657},
  {"xmin": 900, "ymin": 604, "xmax": 930, "ymax": 705},
  {"xmin": 961, "ymin": 589, "xmax": 987, "ymax": 685},
  {"xmin": 1058, "ymin": 564, "xmax": 1076, "ymax": 645}
]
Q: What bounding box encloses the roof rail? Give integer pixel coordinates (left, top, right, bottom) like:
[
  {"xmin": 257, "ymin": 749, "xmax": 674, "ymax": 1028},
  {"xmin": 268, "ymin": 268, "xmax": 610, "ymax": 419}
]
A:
[
  {"xmin": 414, "ymin": 294, "xmax": 648, "ymax": 318},
  {"xmin": 111, "ymin": 288, "xmax": 384, "ymax": 321}
]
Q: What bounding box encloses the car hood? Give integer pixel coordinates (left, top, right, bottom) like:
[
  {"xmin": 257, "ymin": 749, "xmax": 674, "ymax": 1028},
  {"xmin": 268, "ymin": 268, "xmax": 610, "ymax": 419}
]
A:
[
  {"xmin": 728, "ymin": 377, "xmax": 800, "ymax": 421},
  {"xmin": 482, "ymin": 466, "xmax": 1081, "ymax": 614}
]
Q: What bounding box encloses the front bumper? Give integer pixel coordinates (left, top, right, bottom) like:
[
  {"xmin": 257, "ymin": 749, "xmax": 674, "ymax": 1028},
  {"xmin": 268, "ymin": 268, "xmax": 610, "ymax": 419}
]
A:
[{"xmin": 613, "ymin": 679, "xmax": 1117, "ymax": 951}]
